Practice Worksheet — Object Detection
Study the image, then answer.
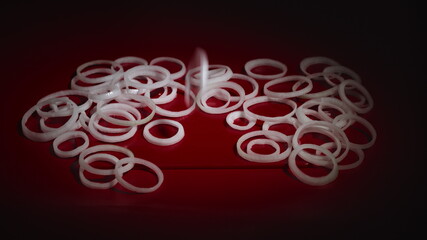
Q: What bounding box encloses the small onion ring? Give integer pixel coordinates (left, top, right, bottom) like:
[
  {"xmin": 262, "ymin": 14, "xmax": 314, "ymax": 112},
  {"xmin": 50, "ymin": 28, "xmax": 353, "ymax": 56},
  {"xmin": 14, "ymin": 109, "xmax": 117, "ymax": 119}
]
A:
[
  {"xmin": 200, "ymin": 88, "xmax": 232, "ymax": 110},
  {"xmin": 79, "ymin": 153, "xmax": 120, "ymax": 190},
  {"xmin": 79, "ymin": 144, "xmax": 135, "ymax": 176},
  {"xmin": 236, "ymin": 130, "xmax": 292, "ymax": 163},
  {"xmin": 155, "ymin": 81, "xmax": 197, "ymax": 118},
  {"xmin": 37, "ymin": 90, "xmax": 91, "ymax": 117},
  {"xmin": 333, "ymin": 113, "xmax": 377, "ymax": 149},
  {"xmin": 197, "ymin": 81, "xmax": 245, "ymax": 114},
  {"xmin": 88, "ymin": 111, "xmax": 138, "ymax": 143},
  {"xmin": 226, "ymin": 111, "xmax": 256, "ymax": 131},
  {"xmin": 115, "ymin": 56, "xmax": 148, "ymax": 68},
  {"xmin": 186, "ymin": 64, "xmax": 233, "ymax": 86},
  {"xmin": 244, "ymin": 58, "xmax": 287, "ymax": 80},
  {"xmin": 323, "ymin": 65, "xmax": 362, "ymax": 85},
  {"xmin": 338, "ymin": 80, "xmax": 374, "ymax": 114},
  {"xmin": 317, "ymin": 142, "xmax": 365, "ymax": 170},
  {"xmin": 264, "ymin": 75, "xmax": 313, "ymax": 99},
  {"xmin": 150, "ymin": 56, "xmax": 186, "ymax": 80},
  {"xmin": 288, "ymin": 144, "xmax": 338, "ymax": 186},
  {"xmin": 292, "ymin": 121, "xmax": 350, "ymax": 165},
  {"xmin": 114, "ymin": 157, "xmax": 164, "ymax": 193},
  {"xmin": 143, "ymin": 119, "xmax": 185, "ymax": 146},
  {"xmin": 243, "ymin": 96, "xmax": 297, "ymax": 123},
  {"xmin": 300, "ymin": 56, "xmax": 340, "ymax": 77},
  {"xmin": 246, "ymin": 138, "xmax": 281, "ymax": 156},
  {"xmin": 124, "ymin": 65, "xmax": 171, "ymax": 90},
  {"xmin": 22, "ymin": 98, "xmax": 79, "ymax": 142},
  {"xmin": 262, "ymin": 117, "xmax": 300, "ymax": 141},
  {"xmin": 99, "ymin": 94, "xmax": 156, "ymax": 126},
  {"xmin": 292, "ymin": 72, "xmax": 344, "ymax": 99},
  {"xmin": 52, "ymin": 131, "xmax": 89, "ymax": 158},
  {"xmin": 76, "ymin": 59, "xmax": 124, "ymax": 84}
]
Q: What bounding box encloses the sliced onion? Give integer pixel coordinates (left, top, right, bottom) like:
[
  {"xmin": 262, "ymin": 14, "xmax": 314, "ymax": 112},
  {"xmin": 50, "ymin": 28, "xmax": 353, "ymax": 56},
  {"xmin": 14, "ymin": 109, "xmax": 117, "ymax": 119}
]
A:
[
  {"xmin": 52, "ymin": 131, "xmax": 89, "ymax": 158},
  {"xmin": 264, "ymin": 75, "xmax": 313, "ymax": 99},
  {"xmin": 236, "ymin": 130, "xmax": 292, "ymax": 163},
  {"xmin": 288, "ymin": 144, "xmax": 338, "ymax": 186},
  {"xmin": 150, "ymin": 56, "xmax": 186, "ymax": 80},
  {"xmin": 226, "ymin": 111, "xmax": 256, "ymax": 131},
  {"xmin": 243, "ymin": 96, "xmax": 297, "ymax": 122},
  {"xmin": 197, "ymin": 81, "xmax": 245, "ymax": 114},
  {"xmin": 114, "ymin": 157, "xmax": 164, "ymax": 193},
  {"xmin": 143, "ymin": 119, "xmax": 185, "ymax": 146},
  {"xmin": 244, "ymin": 58, "xmax": 287, "ymax": 80}
]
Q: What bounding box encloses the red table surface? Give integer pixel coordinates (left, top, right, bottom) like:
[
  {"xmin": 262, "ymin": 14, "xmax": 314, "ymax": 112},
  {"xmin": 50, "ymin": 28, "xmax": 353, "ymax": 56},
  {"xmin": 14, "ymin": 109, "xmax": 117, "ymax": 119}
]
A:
[{"xmin": 1, "ymin": 2, "xmax": 424, "ymax": 239}]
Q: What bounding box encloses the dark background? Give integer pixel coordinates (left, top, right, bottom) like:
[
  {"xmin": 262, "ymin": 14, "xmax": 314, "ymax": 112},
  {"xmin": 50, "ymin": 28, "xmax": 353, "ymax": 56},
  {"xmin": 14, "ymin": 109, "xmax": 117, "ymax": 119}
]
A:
[{"xmin": 1, "ymin": 1, "xmax": 423, "ymax": 239}]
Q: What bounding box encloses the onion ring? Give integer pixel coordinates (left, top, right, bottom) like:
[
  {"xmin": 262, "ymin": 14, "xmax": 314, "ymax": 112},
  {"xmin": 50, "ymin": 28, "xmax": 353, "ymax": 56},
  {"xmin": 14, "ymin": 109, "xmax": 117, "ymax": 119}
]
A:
[
  {"xmin": 124, "ymin": 65, "xmax": 171, "ymax": 90},
  {"xmin": 338, "ymin": 80, "xmax": 374, "ymax": 114},
  {"xmin": 333, "ymin": 113, "xmax": 376, "ymax": 149},
  {"xmin": 226, "ymin": 111, "xmax": 256, "ymax": 131},
  {"xmin": 264, "ymin": 75, "xmax": 313, "ymax": 99},
  {"xmin": 114, "ymin": 157, "xmax": 164, "ymax": 193},
  {"xmin": 150, "ymin": 56, "xmax": 186, "ymax": 80},
  {"xmin": 79, "ymin": 144, "xmax": 135, "ymax": 175},
  {"xmin": 22, "ymin": 98, "xmax": 79, "ymax": 142},
  {"xmin": 246, "ymin": 138, "xmax": 281, "ymax": 156},
  {"xmin": 236, "ymin": 130, "xmax": 292, "ymax": 163},
  {"xmin": 143, "ymin": 119, "xmax": 185, "ymax": 146},
  {"xmin": 52, "ymin": 131, "xmax": 89, "ymax": 158},
  {"xmin": 300, "ymin": 56, "xmax": 340, "ymax": 77},
  {"xmin": 76, "ymin": 59, "xmax": 123, "ymax": 84},
  {"xmin": 288, "ymin": 144, "xmax": 338, "ymax": 186},
  {"xmin": 243, "ymin": 96, "xmax": 297, "ymax": 122},
  {"xmin": 244, "ymin": 58, "xmax": 287, "ymax": 80},
  {"xmin": 79, "ymin": 153, "xmax": 120, "ymax": 190},
  {"xmin": 197, "ymin": 81, "xmax": 245, "ymax": 114}
]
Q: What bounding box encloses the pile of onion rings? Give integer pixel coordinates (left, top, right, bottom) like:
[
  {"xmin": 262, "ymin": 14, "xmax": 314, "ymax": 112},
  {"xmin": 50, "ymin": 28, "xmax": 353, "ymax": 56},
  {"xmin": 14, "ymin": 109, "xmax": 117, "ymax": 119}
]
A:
[{"xmin": 22, "ymin": 55, "xmax": 376, "ymax": 189}]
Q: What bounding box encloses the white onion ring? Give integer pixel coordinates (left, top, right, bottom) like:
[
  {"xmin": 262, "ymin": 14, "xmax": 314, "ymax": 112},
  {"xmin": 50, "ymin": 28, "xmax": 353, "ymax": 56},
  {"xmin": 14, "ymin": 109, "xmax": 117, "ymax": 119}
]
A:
[
  {"xmin": 22, "ymin": 98, "xmax": 79, "ymax": 142},
  {"xmin": 225, "ymin": 73, "xmax": 259, "ymax": 101},
  {"xmin": 288, "ymin": 144, "xmax": 338, "ymax": 186},
  {"xmin": 115, "ymin": 56, "xmax": 148, "ymax": 68},
  {"xmin": 79, "ymin": 144, "xmax": 135, "ymax": 176},
  {"xmin": 76, "ymin": 59, "xmax": 124, "ymax": 84},
  {"xmin": 333, "ymin": 113, "xmax": 377, "ymax": 149},
  {"xmin": 243, "ymin": 96, "xmax": 297, "ymax": 122},
  {"xmin": 292, "ymin": 72, "xmax": 344, "ymax": 99},
  {"xmin": 244, "ymin": 58, "xmax": 287, "ymax": 80},
  {"xmin": 144, "ymin": 85, "xmax": 178, "ymax": 104},
  {"xmin": 124, "ymin": 65, "xmax": 171, "ymax": 90},
  {"xmin": 226, "ymin": 111, "xmax": 256, "ymax": 131},
  {"xmin": 236, "ymin": 130, "xmax": 292, "ymax": 163},
  {"xmin": 114, "ymin": 157, "xmax": 164, "ymax": 193},
  {"xmin": 143, "ymin": 119, "xmax": 185, "ymax": 146},
  {"xmin": 262, "ymin": 117, "xmax": 300, "ymax": 141},
  {"xmin": 197, "ymin": 81, "xmax": 245, "ymax": 114},
  {"xmin": 186, "ymin": 64, "xmax": 233, "ymax": 86},
  {"xmin": 79, "ymin": 153, "xmax": 120, "ymax": 190},
  {"xmin": 200, "ymin": 88, "xmax": 232, "ymax": 110},
  {"xmin": 88, "ymin": 110, "xmax": 138, "ymax": 143},
  {"xmin": 317, "ymin": 142, "xmax": 365, "ymax": 170},
  {"xmin": 292, "ymin": 121, "xmax": 350, "ymax": 165},
  {"xmin": 99, "ymin": 94, "xmax": 156, "ymax": 126},
  {"xmin": 150, "ymin": 56, "xmax": 186, "ymax": 80},
  {"xmin": 52, "ymin": 131, "xmax": 89, "ymax": 158},
  {"xmin": 300, "ymin": 56, "xmax": 340, "ymax": 77},
  {"xmin": 246, "ymin": 138, "xmax": 281, "ymax": 157},
  {"xmin": 338, "ymin": 80, "xmax": 374, "ymax": 114},
  {"xmin": 323, "ymin": 65, "xmax": 362, "ymax": 85},
  {"xmin": 155, "ymin": 81, "xmax": 197, "ymax": 118},
  {"xmin": 264, "ymin": 75, "xmax": 313, "ymax": 99},
  {"xmin": 37, "ymin": 90, "xmax": 92, "ymax": 117}
]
